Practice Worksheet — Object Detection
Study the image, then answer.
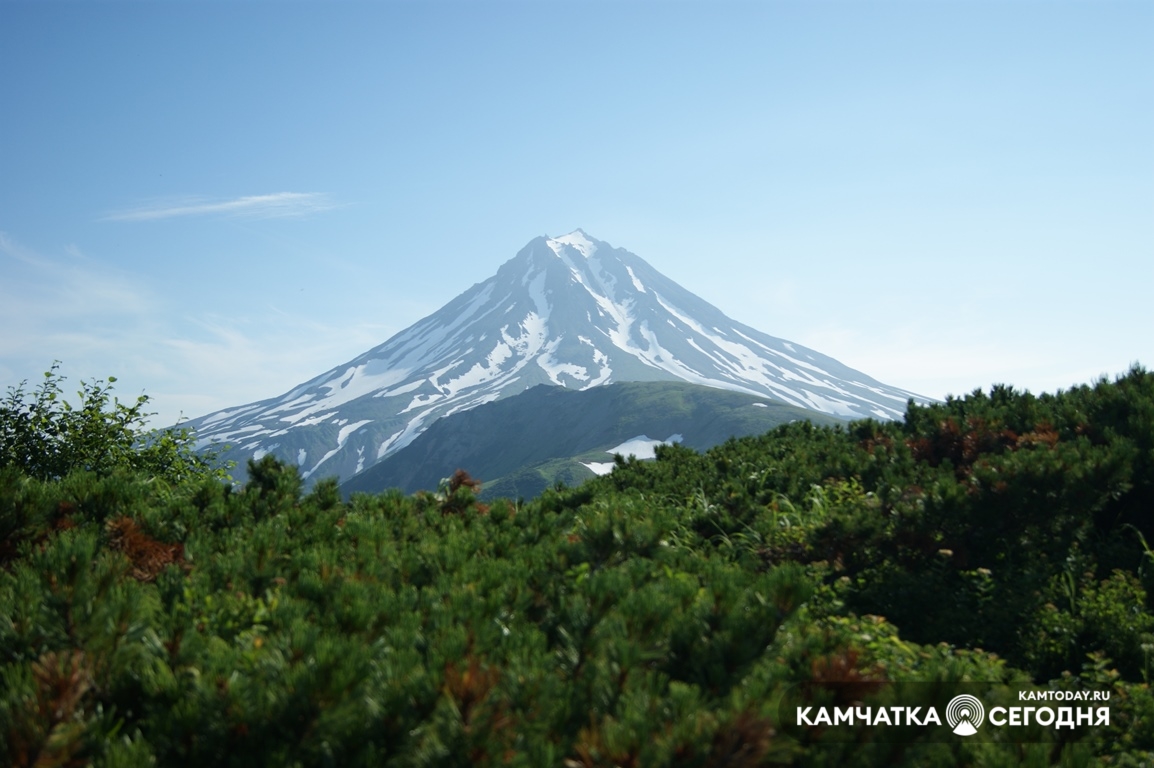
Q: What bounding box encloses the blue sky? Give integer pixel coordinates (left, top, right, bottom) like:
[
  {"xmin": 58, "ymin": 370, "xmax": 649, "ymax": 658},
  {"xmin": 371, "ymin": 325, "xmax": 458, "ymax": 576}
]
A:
[{"xmin": 2, "ymin": 0, "xmax": 1151, "ymax": 427}]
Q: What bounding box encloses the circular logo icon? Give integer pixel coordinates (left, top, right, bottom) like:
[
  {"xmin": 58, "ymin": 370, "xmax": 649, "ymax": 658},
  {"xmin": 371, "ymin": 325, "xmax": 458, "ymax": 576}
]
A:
[{"xmin": 946, "ymin": 694, "xmax": 985, "ymax": 736}]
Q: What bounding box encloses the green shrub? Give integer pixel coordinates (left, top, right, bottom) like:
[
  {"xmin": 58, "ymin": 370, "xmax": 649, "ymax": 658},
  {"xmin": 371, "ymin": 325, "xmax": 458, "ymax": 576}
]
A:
[
  {"xmin": 3, "ymin": 366, "xmax": 1154, "ymax": 764},
  {"xmin": 0, "ymin": 362, "xmax": 229, "ymax": 484}
]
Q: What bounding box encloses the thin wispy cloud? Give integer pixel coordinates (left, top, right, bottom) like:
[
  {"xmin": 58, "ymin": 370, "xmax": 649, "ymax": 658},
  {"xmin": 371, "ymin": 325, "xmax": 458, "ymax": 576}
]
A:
[
  {"xmin": 0, "ymin": 232, "xmax": 167, "ymax": 415},
  {"xmin": 103, "ymin": 192, "xmax": 335, "ymax": 222},
  {"xmin": 0, "ymin": 233, "xmax": 154, "ymax": 325},
  {"xmin": 0, "ymin": 230, "xmax": 392, "ymax": 427}
]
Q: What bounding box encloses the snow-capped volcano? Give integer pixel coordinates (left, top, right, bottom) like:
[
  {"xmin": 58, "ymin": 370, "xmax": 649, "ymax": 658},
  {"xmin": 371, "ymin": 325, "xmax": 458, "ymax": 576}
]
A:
[{"xmin": 185, "ymin": 230, "xmax": 925, "ymax": 482}]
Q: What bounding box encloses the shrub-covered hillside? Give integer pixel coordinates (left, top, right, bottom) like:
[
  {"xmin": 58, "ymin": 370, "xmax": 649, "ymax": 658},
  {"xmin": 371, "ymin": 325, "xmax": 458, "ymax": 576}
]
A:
[{"xmin": 2, "ymin": 366, "xmax": 1153, "ymax": 766}]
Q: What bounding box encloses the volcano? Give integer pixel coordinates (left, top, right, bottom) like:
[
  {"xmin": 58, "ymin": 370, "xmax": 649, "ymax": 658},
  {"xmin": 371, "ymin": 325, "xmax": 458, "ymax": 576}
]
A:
[{"xmin": 184, "ymin": 230, "xmax": 924, "ymax": 483}]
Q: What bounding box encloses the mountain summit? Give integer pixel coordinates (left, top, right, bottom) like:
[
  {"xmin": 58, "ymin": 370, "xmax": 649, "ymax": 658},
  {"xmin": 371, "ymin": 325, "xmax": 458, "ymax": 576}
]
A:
[{"xmin": 185, "ymin": 230, "xmax": 924, "ymax": 482}]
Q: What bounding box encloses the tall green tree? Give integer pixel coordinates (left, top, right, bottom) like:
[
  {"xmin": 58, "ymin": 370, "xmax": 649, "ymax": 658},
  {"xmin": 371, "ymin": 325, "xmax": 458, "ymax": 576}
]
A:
[{"xmin": 0, "ymin": 362, "xmax": 228, "ymax": 484}]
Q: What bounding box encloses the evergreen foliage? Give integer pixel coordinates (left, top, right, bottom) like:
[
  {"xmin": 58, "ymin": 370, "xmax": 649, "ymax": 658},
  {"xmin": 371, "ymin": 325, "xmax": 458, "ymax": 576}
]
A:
[{"xmin": 2, "ymin": 365, "xmax": 1153, "ymax": 765}]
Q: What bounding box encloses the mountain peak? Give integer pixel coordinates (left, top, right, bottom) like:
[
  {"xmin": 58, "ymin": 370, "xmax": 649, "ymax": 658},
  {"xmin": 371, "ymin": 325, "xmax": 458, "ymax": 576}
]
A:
[{"xmin": 547, "ymin": 229, "xmax": 598, "ymax": 259}]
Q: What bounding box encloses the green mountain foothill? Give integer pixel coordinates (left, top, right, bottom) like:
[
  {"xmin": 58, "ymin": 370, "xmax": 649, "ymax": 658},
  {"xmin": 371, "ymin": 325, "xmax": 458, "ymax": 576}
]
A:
[
  {"xmin": 2, "ymin": 364, "xmax": 1154, "ymax": 766},
  {"xmin": 339, "ymin": 381, "xmax": 846, "ymax": 500}
]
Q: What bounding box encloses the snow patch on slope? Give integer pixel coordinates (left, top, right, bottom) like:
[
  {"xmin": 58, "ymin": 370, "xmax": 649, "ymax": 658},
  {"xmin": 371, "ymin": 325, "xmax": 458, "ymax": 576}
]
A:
[
  {"xmin": 538, "ymin": 337, "xmax": 589, "ymax": 385},
  {"xmin": 582, "ymin": 434, "xmax": 683, "ymax": 476},
  {"xmin": 303, "ymin": 419, "xmax": 373, "ymax": 479},
  {"xmin": 625, "ymin": 266, "xmax": 645, "ymax": 293}
]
